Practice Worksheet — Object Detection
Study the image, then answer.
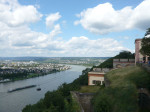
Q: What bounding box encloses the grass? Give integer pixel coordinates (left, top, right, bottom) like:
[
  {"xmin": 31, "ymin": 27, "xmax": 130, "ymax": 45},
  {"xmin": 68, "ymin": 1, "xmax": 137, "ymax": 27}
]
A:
[
  {"xmin": 92, "ymin": 66, "xmax": 150, "ymax": 112},
  {"xmin": 79, "ymin": 86, "xmax": 100, "ymax": 93},
  {"xmin": 106, "ymin": 66, "xmax": 150, "ymax": 89}
]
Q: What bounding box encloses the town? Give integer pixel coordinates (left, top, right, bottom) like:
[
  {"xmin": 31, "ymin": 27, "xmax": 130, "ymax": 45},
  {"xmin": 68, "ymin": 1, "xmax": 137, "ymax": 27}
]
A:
[{"xmin": 0, "ymin": 60, "xmax": 71, "ymax": 82}]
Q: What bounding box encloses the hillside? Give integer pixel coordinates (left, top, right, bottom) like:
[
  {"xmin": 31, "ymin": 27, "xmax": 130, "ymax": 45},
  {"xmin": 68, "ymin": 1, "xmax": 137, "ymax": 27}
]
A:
[
  {"xmin": 92, "ymin": 66, "xmax": 150, "ymax": 112},
  {"xmin": 96, "ymin": 51, "xmax": 134, "ymax": 68}
]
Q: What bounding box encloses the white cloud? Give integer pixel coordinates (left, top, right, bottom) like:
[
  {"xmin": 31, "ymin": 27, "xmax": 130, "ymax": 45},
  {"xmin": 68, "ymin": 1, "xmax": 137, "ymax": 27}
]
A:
[
  {"xmin": 58, "ymin": 36, "xmax": 129, "ymax": 57},
  {"xmin": 49, "ymin": 24, "xmax": 61, "ymax": 37},
  {"xmin": 0, "ymin": 0, "xmax": 42, "ymax": 26},
  {"xmin": 75, "ymin": 0, "xmax": 150, "ymax": 34},
  {"xmin": 0, "ymin": 20, "xmax": 129, "ymax": 56},
  {"xmin": 0, "ymin": 0, "xmax": 130, "ymax": 57},
  {"xmin": 123, "ymin": 36, "xmax": 130, "ymax": 40},
  {"xmin": 46, "ymin": 12, "xmax": 61, "ymax": 29}
]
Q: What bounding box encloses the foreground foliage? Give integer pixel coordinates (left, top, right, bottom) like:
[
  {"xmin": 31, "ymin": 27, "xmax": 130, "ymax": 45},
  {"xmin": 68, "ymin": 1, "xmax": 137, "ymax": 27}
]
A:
[
  {"xmin": 92, "ymin": 66, "xmax": 150, "ymax": 112},
  {"xmin": 140, "ymin": 28, "xmax": 150, "ymax": 56}
]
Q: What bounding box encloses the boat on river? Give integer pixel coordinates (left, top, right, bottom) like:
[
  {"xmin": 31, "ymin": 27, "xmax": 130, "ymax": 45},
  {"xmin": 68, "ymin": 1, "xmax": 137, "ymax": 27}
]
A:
[
  {"xmin": 36, "ymin": 88, "xmax": 41, "ymax": 91},
  {"xmin": 8, "ymin": 85, "xmax": 36, "ymax": 93}
]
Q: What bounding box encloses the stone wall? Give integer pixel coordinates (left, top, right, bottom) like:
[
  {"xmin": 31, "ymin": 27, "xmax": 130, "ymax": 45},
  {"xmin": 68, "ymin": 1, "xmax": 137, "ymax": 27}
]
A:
[
  {"xmin": 93, "ymin": 68, "xmax": 111, "ymax": 73},
  {"xmin": 113, "ymin": 59, "xmax": 135, "ymax": 68},
  {"xmin": 76, "ymin": 92, "xmax": 95, "ymax": 112}
]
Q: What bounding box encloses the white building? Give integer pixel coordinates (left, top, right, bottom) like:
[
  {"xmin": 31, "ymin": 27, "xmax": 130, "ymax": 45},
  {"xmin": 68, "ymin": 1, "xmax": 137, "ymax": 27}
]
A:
[{"xmin": 88, "ymin": 72, "xmax": 105, "ymax": 85}]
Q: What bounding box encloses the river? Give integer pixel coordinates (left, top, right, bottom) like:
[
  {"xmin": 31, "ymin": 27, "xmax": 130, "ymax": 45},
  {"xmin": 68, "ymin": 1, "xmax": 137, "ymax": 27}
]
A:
[{"xmin": 0, "ymin": 65, "xmax": 87, "ymax": 112}]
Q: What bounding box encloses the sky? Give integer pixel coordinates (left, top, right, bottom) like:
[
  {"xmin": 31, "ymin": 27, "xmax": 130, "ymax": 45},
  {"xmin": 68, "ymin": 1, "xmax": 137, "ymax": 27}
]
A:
[{"xmin": 0, "ymin": 0, "xmax": 149, "ymax": 57}]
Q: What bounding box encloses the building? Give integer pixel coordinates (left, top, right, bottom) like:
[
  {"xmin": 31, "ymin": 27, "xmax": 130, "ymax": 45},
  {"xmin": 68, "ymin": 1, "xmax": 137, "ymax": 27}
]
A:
[
  {"xmin": 88, "ymin": 72, "xmax": 105, "ymax": 85},
  {"xmin": 88, "ymin": 68, "xmax": 110, "ymax": 86},
  {"xmin": 135, "ymin": 39, "xmax": 149, "ymax": 63},
  {"xmin": 113, "ymin": 59, "xmax": 135, "ymax": 69}
]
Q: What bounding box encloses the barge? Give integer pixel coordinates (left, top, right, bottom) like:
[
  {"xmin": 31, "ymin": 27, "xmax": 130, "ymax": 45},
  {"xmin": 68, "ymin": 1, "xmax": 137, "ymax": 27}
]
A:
[{"xmin": 8, "ymin": 85, "xmax": 36, "ymax": 93}]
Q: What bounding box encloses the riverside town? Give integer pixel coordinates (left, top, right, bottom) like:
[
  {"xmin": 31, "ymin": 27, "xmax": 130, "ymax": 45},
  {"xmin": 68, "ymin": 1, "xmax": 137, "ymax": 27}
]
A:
[{"xmin": 0, "ymin": 61, "xmax": 71, "ymax": 82}]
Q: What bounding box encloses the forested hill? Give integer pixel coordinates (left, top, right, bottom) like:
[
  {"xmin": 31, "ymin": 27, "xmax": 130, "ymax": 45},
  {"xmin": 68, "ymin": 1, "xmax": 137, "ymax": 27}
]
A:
[{"xmin": 95, "ymin": 51, "xmax": 135, "ymax": 68}]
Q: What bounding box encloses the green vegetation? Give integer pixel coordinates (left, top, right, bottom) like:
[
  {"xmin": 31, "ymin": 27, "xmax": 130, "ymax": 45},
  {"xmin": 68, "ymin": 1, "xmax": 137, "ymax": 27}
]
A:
[
  {"xmin": 0, "ymin": 69, "xmax": 58, "ymax": 81},
  {"xmin": 79, "ymin": 86, "xmax": 100, "ymax": 93},
  {"xmin": 27, "ymin": 73, "xmax": 40, "ymax": 78},
  {"xmin": 140, "ymin": 28, "xmax": 150, "ymax": 56},
  {"xmin": 98, "ymin": 57, "xmax": 114, "ymax": 68},
  {"xmin": 0, "ymin": 72, "xmax": 28, "ymax": 80},
  {"xmin": 92, "ymin": 66, "xmax": 150, "ymax": 112},
  {"xmin": 71, "ymin": 92, "xmax": 82, "ymax": 112},
  {"xmin": 94, "ymin": 51, "xmax": 135, "ymax": 68}
]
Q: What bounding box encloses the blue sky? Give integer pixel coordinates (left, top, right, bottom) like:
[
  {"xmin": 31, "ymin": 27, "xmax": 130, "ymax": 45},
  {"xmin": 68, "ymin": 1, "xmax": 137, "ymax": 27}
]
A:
[{"xmin": 0, "ymin": 0, "xmax": 149, "ymax": 57}]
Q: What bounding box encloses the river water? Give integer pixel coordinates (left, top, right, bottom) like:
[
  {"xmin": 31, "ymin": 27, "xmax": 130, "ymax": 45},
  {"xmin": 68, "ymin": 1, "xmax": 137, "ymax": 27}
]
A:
[{"xmin": 0, "ymin": 65, "xmax": 86, "ymax": 112}]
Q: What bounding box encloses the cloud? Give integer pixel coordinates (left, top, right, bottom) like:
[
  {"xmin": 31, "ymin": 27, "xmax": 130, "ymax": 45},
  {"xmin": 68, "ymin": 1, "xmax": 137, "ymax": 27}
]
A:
[
  {"xmin": 123, "ymin": 36, "xmax": 130, "ymax": 40},
  {"xmin": 0, "ymin": 0, "xmax": 42, "ymax": 26},
  {"xmin": 0, "ymin": 0, "xmax": 64, "ymax": 56},
  {"xmin": 49, "ymin": 24, "xmax": 61, "ymax": 37},
  {"xmin": 46, "ymin": 12, "xmax": 61, "ymax": 29},
  {"xmin": 0, "ymin": 0, "xmax": 130, "ymax": 57},
  {"xmin": 75, "ymin": 0, "xmax": 150, "ymax": 34},
  {"xmin": 0, "ymin": 20, "xmax": 129, "ymax": 56},
  {"xmin": 61, "ymin": 36, "xmax": 129, "ymax": 57}
]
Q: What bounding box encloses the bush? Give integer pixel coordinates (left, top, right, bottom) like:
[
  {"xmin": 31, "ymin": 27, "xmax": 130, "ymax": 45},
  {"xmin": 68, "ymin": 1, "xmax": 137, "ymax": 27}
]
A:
[{"xmin": 92, "ymin": 66, "xmax": 150, "ymax": 112}]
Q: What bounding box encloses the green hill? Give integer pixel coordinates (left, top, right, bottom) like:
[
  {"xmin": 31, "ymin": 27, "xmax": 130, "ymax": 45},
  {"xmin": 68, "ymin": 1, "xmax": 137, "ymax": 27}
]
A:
[
  {"xmin": 95, "ymin": 51, "xmax": 135, "ymax": 68},
  {"xmin": 92, "ymin": 66, "xmax": 150, "ymax": 112}
]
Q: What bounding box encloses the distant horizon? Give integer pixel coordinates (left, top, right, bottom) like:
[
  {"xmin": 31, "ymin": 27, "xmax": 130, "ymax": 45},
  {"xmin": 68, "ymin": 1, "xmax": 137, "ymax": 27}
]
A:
[{"xmin": 0, "ymin": 56, "xmax": 111, "ymax": 58}]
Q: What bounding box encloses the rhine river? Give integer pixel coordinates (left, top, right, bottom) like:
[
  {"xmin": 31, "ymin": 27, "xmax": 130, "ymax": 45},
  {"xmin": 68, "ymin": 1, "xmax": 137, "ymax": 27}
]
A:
[{"xmin": 0, "ymin": 65, "xmax": 86, "ymax": 112}]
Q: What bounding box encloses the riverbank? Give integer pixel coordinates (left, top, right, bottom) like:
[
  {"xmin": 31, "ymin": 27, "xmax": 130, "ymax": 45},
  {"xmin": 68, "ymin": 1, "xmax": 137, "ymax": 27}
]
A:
[
  {"xmin": 0, "ymin": 67, "xmax": 72, "ymax": 83},
  {"xmin": 0, "ymin": 65, "xmax": 86, "ymax": 112},
  {"xmin": 0, "ymin": 70, "xmax": 59, "ymax": 83}
]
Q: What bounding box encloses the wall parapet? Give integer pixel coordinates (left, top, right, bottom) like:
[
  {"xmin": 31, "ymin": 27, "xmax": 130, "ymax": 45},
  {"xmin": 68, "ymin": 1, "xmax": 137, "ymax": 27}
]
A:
[
  {"xmin": 113, "ymin": 59, "xmax": 135, "ymax": 68},
  {"xmin": 113, "ymin": 59, "xmax": 135, "ymax": 62},
  {"xmin": 93, "ymin": 68, "xmax": 111, "ymax": 73}
]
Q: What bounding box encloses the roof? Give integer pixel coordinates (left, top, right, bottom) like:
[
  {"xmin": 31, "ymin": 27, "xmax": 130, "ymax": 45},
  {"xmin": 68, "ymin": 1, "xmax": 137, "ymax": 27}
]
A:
[
  {"xmin": 88, "ymin": 72, "xmax": 105, "ymax": 75},
  {"xmin": 135, "ymin": 38, "xmax": 142, "ymax": 43}
]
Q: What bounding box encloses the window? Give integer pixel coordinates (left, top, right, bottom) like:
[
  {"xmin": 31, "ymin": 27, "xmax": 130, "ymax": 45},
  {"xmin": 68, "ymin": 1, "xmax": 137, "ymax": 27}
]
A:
[
  {"xmin": 92, "ymin": 80, "xmax": 96, "ymax": 84},
  {"xmin": 96, "ymin": 81, "xmax": 101, "ymax": 84},
  {"xmin": 92, "ymin": 80, "xmax": 101, "ymax": 85}
]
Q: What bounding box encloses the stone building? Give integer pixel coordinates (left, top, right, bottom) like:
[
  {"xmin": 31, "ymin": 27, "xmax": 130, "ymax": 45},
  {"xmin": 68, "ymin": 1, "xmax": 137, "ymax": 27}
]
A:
[{"xmin": 135, "ymin": 39, "xmax": 149, "ymax": 63}]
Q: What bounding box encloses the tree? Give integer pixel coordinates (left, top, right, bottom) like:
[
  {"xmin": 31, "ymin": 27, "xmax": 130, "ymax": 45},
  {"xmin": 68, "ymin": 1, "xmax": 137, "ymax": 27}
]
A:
[
  {"xmin": 115, "ymin": 51, "xmax": 135, "ymax": 59},
  {"xmin": 97, "ymin": 51, "xmax": 134, "ymax": 68},
  {"xmin": 140, "ymin": 28, "xmax": 150, "ymax": 56}
]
